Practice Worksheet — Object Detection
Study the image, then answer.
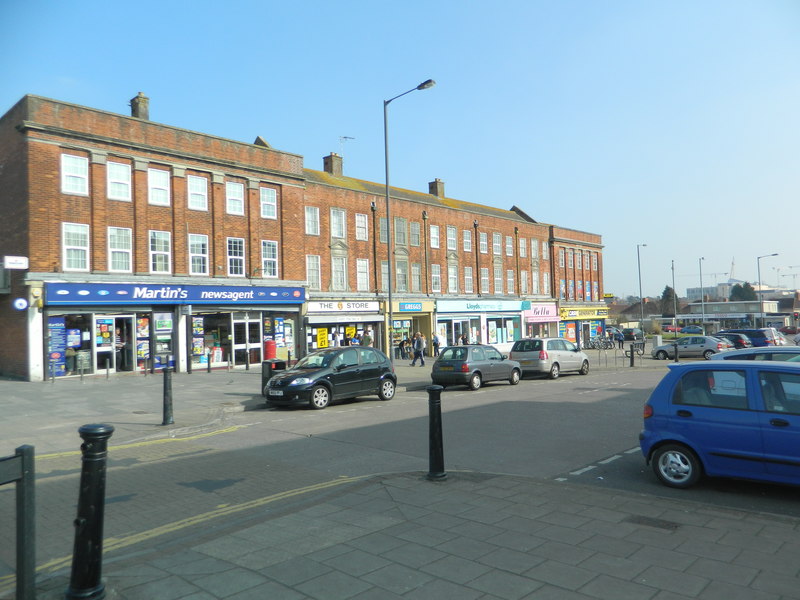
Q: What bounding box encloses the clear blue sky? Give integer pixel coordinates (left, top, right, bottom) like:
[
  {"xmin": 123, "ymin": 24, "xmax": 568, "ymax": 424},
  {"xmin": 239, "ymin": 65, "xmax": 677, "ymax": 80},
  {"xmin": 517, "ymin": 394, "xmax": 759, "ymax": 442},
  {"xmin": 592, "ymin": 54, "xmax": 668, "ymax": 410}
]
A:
[{"xmin": 2, "ymin": 0, "xmax": 798, "ymax": 299}]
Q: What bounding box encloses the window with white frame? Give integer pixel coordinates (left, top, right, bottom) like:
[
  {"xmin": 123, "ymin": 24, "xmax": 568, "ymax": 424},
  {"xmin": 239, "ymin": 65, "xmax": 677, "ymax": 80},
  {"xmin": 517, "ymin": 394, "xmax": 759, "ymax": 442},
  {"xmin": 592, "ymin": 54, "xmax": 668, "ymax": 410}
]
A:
[
  {"xmin": 463, "ymin": 230, "xmax": 472, "ymax": 252},
  {"xmin": 260, "ymin": 187, "xmax": 277, "ymax": 219},
  {"xmin": 261, "ymin": 240, "xmax": 278, "ymax": 278},
  {"xmin": 394, "ymin": 217, "xmax": 407, "ymax": 246},
  {"xmin": 507, "ymin": 270, "xmax": 515, "ymax": 294},
  {"xmin": 592, "ymin": 253, "xmax": 598, "ymax": 270},
  {"xmin": 585, "ymin": 252, "xmax": 590, "ymax": 270},
  {"xmin": 148, "ymin": 168, "xmax": 170, "ymax": 206},
  {"xmin": 567, "ymin": 250, "xmax": 573, "ymax": 269},
  {"xmin": 542, "ymin": 241, "xmax": 549, "ymax": 260},
  {"xmin": 431, "ymin": 264, "xmax": 442, "ymax": 293},
  {"xmin": 430, "ymin": 225, "xmax": 440, "ymax": 249},
  {"xmin": 107, "ymin": 161, "xmax": 131, "ymax": 201},
  {"xmin": 332, "ymin": 256, "xmax": 347, "ymax": 291},
  {"xmin": 62, "ymin": 223, "xmax": 89, "ymax": 271},
  {"xmin": 464, "ymin": 266, "xmax": 474, "ymax": 293},
  {"xmin": 355, "ymin": 214, "xmax": 368, "ymax": 241},
  {"xmin": 188, "ymin": 234, "xmax": 209, "ymax": 275},
  {"xmin": 61, "ymin": 154, "xmax": 89, "ymax": 195},
  {"xmin": 226, "ymin": 181, "xmax": 245, "ymax": 215},
  {"xmin": 411, "ymin": 263, "xmax": 421, "ymax": 292},
  {"xmin": 448, "ymin": 265, "xmax": 458, "ymax": 293},
  {"xmin": 227, "ymin": 237, "xmax": 245, "ymax": 276},
  {"xmin": 380, "ymin": 261, "xmax": 388, "ymax": 291},
  {"xmin": 559, "ymin": 248, "xmax": 565, "ymax": 268},
  {"xmin": 521, "ymin": 270, "xmax": 528, "ymax": 294},
  {"xmin": 108, "ymin": 227, "xmax": 132, "ymax": 272},
  {"xmin": 331, "ymin": 208, "xmax": 346, "ymax": 239},
  {"xmin": 494, "ymin": 266, "xmax": 503, "ymax": 294},
  {"xmin": 532, "ymin": 271, "xmax": 540, "ymax": 294},
  {"xmin": 479, "ymin": 232, "xmax": 488, "ymax": 253},
  {"xmin": 379, "ymin": 217, "xmax": 388, "ymax": 243},
  {"xmin": 305, "ymin": 206, "xmax": 320, "ymax": 235},
  {"xmin": 396, "ymin": 260, "xmax": 408, "ymax": 292},
  {"xmin": 410, "ymin": 222, "xmax": 420, "ymax": 246},
  {"xmin": 187, "ymin": 175, "xmax": 208, "ymax": 211},
  {"xmin": 356, "ymin": 258, "xmax": 370, "ymax": 291},
  {"xmin": 505, "ymin": 235, "xmax": 513, "ymax": 256},
  {"xmin": 531, "ymin": 239, "xmax": 538, "ymax": 259},
  {"xmin": 493, "ymin": 233, "xmax": 502, "ymax": 255},
  {"xmin": 446, "ymin": 226, "xmax": 457, "ymax": 251},
  {"xmin": 149, "ymin": 230, "xmax": 171, "ymax": 273},
  {"xmin": 519, "ymin": 237, "xmax": 527, "ymax": 258},
  {"xmin": 543, "ymin": 272, "xmax": 550, "ymax": 295},
  {"xmin": 306, "ymin": 255, "xmax": 321, "ymax": 289},
  {"xmin": 480, "ymin": 268, "xmax": 490, "ymax": 293}
]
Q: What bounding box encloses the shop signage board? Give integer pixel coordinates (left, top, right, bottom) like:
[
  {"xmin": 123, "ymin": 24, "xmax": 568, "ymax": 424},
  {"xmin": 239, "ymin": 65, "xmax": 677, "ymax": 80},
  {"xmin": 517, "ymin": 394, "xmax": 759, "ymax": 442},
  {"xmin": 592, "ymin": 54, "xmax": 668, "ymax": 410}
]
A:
[{"xmin": 44, "ymin": 283, "xmax": 305, "ymax": 305}]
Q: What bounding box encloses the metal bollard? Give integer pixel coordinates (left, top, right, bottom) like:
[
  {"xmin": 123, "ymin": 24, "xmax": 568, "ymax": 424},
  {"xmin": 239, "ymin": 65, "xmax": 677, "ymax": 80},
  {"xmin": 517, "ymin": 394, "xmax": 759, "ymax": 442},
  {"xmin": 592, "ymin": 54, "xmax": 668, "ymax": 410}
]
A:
[
  {"xmin": 426, "ymin": 385, "xmax": 447, "ymax": 481},
  {"xmin": 65, "ymin": 424, "xmax": 115, "ymax": 600},
  {"xmin": 51, "ymin": 360, "xmax": 57, "ymax": 384},
  {"xmin": 629, "ymin": 344, "xmax": 635, "ymax": 367},
  {"xmin": 673, "ymin": 343, "xmax": 679, "ymax": 363},
  {"xmin": 207, "ymin": 354, "xmax": 212, "ymax": 373},
  {"xmin": 162, "ymin": 367, "xmax": 174, "ymax": 425}
]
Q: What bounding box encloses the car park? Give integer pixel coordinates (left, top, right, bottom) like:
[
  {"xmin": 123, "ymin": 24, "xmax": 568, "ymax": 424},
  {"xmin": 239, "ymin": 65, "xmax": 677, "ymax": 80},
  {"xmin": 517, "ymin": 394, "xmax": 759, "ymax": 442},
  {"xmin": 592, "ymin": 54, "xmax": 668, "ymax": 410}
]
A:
[
  {"xmin": 622, "ymin": 328, "xmax": 644, "ymax": 341},
  {"xmin": 640, "ymin": 361, "xmax": 800, "ymax": 489},
  {"xmin": 265, "ymin": 346, "xmax": 396, "ymax": 409},
  {"xmin": 651, "ymin": 336, "xmax": 733, "ymax": 360},
  {"xmin": 713, "ymin": 332, "xmax": 753, "ymax": 349},
  {"xmin": 718, "ymin": 328, "xmax": 780, "ymax": 347},
  {"xmin": 509, "ymin": 337, "xmax": 590, "ymax": 379},
  {"xmin": 708, "ymin": 347, "xmax": 800, "ymax": 362},
  {"xmin": 680, "ymin": 325, "xmax": 703, "ymax": 334},
  {"xmin": 431, "ymin": 344, "xmax": 521, "ymax": 390}
]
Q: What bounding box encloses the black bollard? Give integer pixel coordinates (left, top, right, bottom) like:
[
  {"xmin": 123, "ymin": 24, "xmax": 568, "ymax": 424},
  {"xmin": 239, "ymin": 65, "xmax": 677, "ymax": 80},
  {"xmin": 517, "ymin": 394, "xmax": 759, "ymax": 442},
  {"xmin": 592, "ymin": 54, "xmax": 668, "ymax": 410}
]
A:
[
  {"xmin": 629, "ymin": 343, "xmax": 635, "ymax": 367},
  {"xmin": 673, "ymin": 343, "xmax": 679, "ymax": 363},
  {"xmin": 162, "ymin": 367, "xmax": 174, "ymax": 426},
  {"xmin": 426, "ymin": 385, "xmax": 447, "ymax": 481},
  {"xmin": 65, "ymin": 424, "xmax": 114, "ymax": 600}
]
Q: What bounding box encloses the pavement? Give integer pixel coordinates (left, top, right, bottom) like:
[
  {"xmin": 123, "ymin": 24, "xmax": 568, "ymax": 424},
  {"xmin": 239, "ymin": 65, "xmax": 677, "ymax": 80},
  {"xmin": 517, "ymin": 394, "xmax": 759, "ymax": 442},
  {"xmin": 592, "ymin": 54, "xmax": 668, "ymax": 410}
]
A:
[{"xmin": 3, "ymin": 353, "xmax": 800, "ymax": 599}]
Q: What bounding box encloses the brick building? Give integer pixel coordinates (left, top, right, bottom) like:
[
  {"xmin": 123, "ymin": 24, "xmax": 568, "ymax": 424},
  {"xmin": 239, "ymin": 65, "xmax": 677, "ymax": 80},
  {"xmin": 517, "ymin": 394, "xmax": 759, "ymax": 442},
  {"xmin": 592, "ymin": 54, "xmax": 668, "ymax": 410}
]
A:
[{"xmin": 0, "ymin": 93, "xmax": 605, "ymax": 381}]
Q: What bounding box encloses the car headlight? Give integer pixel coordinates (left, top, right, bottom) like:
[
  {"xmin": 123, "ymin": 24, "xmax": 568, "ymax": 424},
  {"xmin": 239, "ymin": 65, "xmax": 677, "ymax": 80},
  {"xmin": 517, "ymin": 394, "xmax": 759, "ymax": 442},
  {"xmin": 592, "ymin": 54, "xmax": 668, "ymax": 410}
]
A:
[{"xmin": 289, "ymin": 377, "xmax": 313, "ymax": 386}]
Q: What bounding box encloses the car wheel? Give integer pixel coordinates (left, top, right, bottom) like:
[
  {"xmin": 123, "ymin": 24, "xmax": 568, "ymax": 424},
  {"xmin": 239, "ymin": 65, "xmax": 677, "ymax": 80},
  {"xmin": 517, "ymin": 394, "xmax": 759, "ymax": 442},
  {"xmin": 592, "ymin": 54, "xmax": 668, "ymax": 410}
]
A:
[
  {"xmin": 468, "ymin": 372, "xmax": 482, "ymax": 390},
  {"xmin": 579, "ymin": 360, "xmax": 589, "ymax": 375},
  {"xmin": 548, "ymin": 363, "xmax": 560, "ymax": 379},
  {"xmin": 651, "ymin": 444, "xmax": 702, "ymax": 488},
  {"xmin": 309, "ymin": 385, "xmax": 330, "ymax": 409},
  {"xmin": 655, "ymin": 350, "xmax": 668, "ymax": 360},
  {"xmin": 509, "ymin": 369, "xmax": 520, "ymax": 385},
  {"xmin": 703, "ymin": 350, "xmax": 714, "ymax": 360},
  {"xmin": 378, "ymin": 379, "xmax": 395, "ymax": 401}
]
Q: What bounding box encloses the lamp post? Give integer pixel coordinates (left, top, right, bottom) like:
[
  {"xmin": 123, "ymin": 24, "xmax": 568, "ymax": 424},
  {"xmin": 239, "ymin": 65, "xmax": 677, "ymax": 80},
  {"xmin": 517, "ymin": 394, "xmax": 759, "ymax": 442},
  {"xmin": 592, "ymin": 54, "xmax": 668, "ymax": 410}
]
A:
[
  {"xmin": 671, "ymin": 259, "xmax": 678, "ymax": 336},
  {"xmin": 636, "ymin": 244, "xmax": 646, "ymax": 330},
  {"xmin": 757, "ymin": 253, "xmax": 778, "ymax": 327},
  {"xmin": 384, "ymin": 79, "xmax": 435, "ymax": 361},
  {"xmin": 699, "ymin": 257, "xmax": 705, "ymax": 333}
]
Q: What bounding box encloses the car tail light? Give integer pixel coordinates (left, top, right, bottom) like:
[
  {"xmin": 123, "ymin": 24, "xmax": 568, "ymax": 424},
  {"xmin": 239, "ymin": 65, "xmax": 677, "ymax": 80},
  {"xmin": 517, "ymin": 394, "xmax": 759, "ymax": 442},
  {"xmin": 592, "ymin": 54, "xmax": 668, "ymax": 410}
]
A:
[
  {"xmin": 538, "ymin": 350, "xmax": 549, "ymax": 360},
  {"xmin": 460, "ymin": 363, "xmax": 470, "ymax": 373},
  {"xmin": 643, "ymin": 404, "xmax": 653, "ymax": 419}
]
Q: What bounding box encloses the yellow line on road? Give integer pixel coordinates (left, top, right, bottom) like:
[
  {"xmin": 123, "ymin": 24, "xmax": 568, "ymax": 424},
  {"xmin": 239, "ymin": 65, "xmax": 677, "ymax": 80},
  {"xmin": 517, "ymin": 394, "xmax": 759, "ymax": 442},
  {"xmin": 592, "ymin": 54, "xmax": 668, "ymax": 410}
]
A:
[{"xmin": 0, "ymin": 475, "xmax": 363, "ymax": 594}]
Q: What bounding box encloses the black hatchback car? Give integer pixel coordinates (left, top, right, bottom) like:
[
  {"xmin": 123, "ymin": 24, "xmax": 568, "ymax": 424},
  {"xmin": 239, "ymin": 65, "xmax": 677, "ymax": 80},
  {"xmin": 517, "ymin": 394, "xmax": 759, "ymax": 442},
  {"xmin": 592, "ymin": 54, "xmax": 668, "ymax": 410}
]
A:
[{"xmin": 265, "ymin": 346, "xmax": 397, "ymax": 409}]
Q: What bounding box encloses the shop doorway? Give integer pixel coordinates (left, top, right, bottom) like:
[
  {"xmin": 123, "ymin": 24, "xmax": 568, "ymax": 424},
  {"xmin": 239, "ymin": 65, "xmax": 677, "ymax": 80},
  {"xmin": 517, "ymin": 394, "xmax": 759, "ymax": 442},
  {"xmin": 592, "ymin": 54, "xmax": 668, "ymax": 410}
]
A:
[
  {"xmin": 232, "ymin": 312, "xmax": 262, "ymax": 367},
  {"xmin": 94, "ymin": 315, "xmax": 134, "ymax": 372}
]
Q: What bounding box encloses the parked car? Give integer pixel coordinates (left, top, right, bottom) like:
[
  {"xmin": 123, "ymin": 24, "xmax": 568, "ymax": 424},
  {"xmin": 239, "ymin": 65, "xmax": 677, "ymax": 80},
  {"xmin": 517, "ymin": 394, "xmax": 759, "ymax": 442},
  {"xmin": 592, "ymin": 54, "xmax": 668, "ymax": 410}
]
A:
[
  {"xmin": 640, "ymin": 361, "xmax": 800, "ymax": 488},
  {"xmin": 509, "ymin": 337, "xmax": 590, "ymax": 379},
  {"xmin": 622, "ymin": 328, "xmax": 644, "ymax": 341},
  {"xmin": 431, "ymin": 344, "xmax": 521, "ymax": 390},
  {"xmin": 708, "ymin": 347, "xmax": 800, "ymax": 362},
  {"xmin": 662, "ymin": 324, "xmax": 681, "ymax": 332},
  {"xmin": 718, "ymin": 328, "xmax": 780, "ymax": 347},
  {"xmin": 713, "ymin": 332, "xmax": 753, "ymax": 350},
  {"xmin": 680, "ymin": 325, "xmax": 703, "ymax": 334},
  {"xmin": 604, "ymin": 326, "xmax": 622, "ymax": 337},
  {"xmin": 651, "ymin": 336, "xmax": 733, "ymax": 360},
  {"xmin": 780, "ymin": 326, "xmax": 798, "ymax": 335},
  {"xmin": 265, "ymin": 346, "xmax": 396, "ymax": 409}
]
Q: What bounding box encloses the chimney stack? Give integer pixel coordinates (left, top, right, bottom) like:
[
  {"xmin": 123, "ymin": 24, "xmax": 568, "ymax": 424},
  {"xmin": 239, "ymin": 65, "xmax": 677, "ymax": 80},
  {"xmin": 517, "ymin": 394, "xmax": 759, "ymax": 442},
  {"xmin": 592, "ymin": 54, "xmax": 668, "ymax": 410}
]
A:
[
  {"xmin": 323, "ymin": 153, "xmax": 343, "ymax": 176},
  {"xmin": 429, "ymin": 178, "xmax": 445, "ymax": 197},
  {"xmin": 130, "ymin": 92, "xmax": 149, "ymax": 120}
]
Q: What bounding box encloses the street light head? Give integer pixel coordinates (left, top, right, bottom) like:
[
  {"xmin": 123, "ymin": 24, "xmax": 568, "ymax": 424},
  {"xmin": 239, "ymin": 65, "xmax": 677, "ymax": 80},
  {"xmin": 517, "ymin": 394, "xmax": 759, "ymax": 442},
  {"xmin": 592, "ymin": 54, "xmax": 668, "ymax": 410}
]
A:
[{"xmin": 417, "ymin": 79, "xmax": 436, "ymax": 90}]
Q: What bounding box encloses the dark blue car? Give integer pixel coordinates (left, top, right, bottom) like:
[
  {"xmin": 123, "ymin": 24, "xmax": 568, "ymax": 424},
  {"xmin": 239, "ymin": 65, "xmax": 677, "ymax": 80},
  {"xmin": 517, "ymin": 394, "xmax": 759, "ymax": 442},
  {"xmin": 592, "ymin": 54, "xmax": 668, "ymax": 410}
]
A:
[{"xmin": 640, "ymin": 361, "xmax": 800, "ymax": 488}]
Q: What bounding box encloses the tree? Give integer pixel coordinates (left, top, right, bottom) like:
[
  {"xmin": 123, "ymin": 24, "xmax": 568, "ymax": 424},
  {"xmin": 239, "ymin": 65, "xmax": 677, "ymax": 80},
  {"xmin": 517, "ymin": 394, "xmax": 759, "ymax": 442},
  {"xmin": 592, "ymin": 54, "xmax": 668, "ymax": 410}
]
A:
[
  {"xmin": 730, "ymin": 282, "xmax": 757, "ymax": 301},
  {"xmin": 659, "ymin": 286, "xmax": 677, "ymax": 317}
]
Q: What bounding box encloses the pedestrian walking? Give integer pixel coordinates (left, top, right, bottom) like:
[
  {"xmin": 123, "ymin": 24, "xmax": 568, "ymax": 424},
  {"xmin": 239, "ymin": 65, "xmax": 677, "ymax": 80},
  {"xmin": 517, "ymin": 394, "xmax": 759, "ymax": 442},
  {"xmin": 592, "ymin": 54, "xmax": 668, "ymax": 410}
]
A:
[
  {"xmin": 409, "ymin": 332, "xmax": 426, "ymax": 367},
  {"xmin": 615, "ymin": 331, "xmax": 624, "ymax": 349},
  {"xmin": 432, "ymin": 332, "xmax": 441, "ymax": 356}
]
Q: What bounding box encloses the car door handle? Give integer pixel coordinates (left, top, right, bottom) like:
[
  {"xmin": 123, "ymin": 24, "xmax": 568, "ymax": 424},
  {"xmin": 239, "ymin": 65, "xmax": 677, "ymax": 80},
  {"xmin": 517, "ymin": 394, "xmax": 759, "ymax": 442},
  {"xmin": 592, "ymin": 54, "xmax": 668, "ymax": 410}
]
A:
[
  {"xmin": 770, "ymin": 418, "xmax": 790, "ymax": 427},
  {"xmin": 676, "ymin": 410, "xmax": 693, "ymax": 417}
]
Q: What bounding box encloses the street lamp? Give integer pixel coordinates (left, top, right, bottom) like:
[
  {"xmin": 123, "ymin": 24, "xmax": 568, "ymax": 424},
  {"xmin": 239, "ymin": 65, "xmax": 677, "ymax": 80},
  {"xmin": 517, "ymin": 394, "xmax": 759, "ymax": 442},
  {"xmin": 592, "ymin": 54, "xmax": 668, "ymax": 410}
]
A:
[
  {"xmin": 636, "ymin": 244, "xmax": 646, "ymax": 330},
  {"xmin": 699, "ymin": 257, "xmax": 705, "ymax": 333},
  {"xmin": 384, "ymin": 78, "xmax": 435, "ymax": 361},
  {"xmin": 671, "ymin": 259, "xmax": 678, "ymax": 336},
  {"xmin": 757, "ymin": 253, "xmax": 778, "ymax": 328}
]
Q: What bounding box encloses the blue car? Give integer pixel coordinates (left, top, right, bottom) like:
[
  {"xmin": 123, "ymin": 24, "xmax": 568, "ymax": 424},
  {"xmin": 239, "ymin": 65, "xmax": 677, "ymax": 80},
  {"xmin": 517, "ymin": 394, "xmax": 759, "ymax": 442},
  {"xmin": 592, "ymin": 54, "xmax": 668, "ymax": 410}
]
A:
[
  {"xmin": 640, "ymin": 361, "xmax": 800, "ymax": 488},
  {"xmin": 680, "ymin": 325, "xmax": 703, "ymax": 334}
]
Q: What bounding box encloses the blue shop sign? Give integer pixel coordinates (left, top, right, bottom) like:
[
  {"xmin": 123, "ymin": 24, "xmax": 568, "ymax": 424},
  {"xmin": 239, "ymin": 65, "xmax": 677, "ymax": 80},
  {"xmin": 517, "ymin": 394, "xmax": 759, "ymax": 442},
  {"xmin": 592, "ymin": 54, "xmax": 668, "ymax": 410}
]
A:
[
  {"xmin": 45, "ymin": 282, "xmax": 305, "ymax": 306},
  {"xmin": 399, "ymin": 302, "xmax": 423, "ymax": 311}
]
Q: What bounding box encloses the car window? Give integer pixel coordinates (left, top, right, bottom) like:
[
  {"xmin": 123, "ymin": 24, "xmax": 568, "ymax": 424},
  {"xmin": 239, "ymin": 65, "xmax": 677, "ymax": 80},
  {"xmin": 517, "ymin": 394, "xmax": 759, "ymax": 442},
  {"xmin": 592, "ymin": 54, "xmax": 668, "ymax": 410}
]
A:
[
  {"xmin": 563, "ymin": 340, "xmax": 578, "ymax": 352},
  {"xmin": 441, "ymin": 347, "xmax": 467, "ymax": 361},
  {"xmin": 485, "ymin": 347, "xmax": 502, "ymax": 361},
  {"xmin": 549, "ymin": 340, "xmax": 564, "ymax": 351},
  {"xmin": 674, "ymin": 369, "xmax": 748, "ymax": 409},
  {"xmin": 471, "ymin": 347, "xmax": 487, "ymax": 361},
  {"xmin": 332, "ymin": 348, "xmax": 359, "ymax": 368},
  {"xmin": 514, "ymin": 339, "xmax": 541, "ymax": 352},
  {"xmin": 760, "ymin": 371, "xmax": 800, "ymax": 414},
  {"xmin": 358, "ymin": 348, "xmax": 379, "ymax": 365}
]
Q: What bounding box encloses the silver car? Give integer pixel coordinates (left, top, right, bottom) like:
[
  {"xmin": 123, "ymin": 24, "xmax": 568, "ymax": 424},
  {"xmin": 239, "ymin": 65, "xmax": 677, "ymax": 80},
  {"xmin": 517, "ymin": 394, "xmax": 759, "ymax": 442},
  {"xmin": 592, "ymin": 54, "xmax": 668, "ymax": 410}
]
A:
[
  {"xmin": 508, "ymin": 337, "xmax": 590, "ymax": 379},
  {"xmin": 708, "ymin": 347, "xmax": 800, "ymax": 362},
  {"xmin": 651, "ymin": 336, "xmax": 733, "ymax": 360}
]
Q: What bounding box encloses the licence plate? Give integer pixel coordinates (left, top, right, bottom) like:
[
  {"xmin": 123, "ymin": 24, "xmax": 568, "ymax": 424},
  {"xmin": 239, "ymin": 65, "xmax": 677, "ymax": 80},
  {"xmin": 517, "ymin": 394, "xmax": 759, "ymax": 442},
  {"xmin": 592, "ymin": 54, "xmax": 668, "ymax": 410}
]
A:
[
  {"xmin": 438, "ymin": 365, "xmax": 453, "ymax": 371},
  {"xmin": 268, "ymin": 389, "xmax": 283, "ymax": 396}
]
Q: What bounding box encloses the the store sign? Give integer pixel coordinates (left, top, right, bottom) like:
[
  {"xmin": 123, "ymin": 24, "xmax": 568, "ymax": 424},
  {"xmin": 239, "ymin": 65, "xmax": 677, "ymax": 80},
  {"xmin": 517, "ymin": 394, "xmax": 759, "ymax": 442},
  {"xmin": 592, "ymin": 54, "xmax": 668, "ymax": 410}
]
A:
[
  {"xmin": 560, "ymin": 307, "xmax": 609, "ymax": 319},
  {"xmin": 44, "ymin": 282, "xmax": 305, "ymax": 306},
  {"xmin": 306, "ymin": 300, "xmax": 379, "ymax": 313},
  {"xmin": 523, "ymin": 303, "xmax": 558, "ymax": 322},
  {"xmin": 437, "ymin": 299, "xmax": 525, "ymax": 312},
  {"xmin": 399, "ymin": 302, "xmax": 422, "ymax": 311},
  {"xmin": 4, "ymin": 256, "xmax": 29, "ymax": 269}
]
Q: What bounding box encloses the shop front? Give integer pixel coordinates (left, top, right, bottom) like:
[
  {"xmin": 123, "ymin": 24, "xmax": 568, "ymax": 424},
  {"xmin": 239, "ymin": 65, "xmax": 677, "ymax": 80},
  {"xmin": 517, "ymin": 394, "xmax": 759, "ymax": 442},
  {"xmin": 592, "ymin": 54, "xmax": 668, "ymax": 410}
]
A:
[
  {"xmin": 42, "ymin": 282, "xmax": 304, "ymax": 379},
  {"xmin": 436, "ymin": 300, "xmax": 525, "ymax": 352},
  {"xmin": 522, "ymin": 302, "xmax": 560, "ymax": 338},
  {"xmin": 392, "ymin": 300, "xmax": 435, "ymax": 359},
  {"xmin": 304, "ymin": 300, "xmax": 384, "ymax": 354},
  {"xmin": 558, "ymin": 305, "xmax": 609, "ymax": 348}
]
